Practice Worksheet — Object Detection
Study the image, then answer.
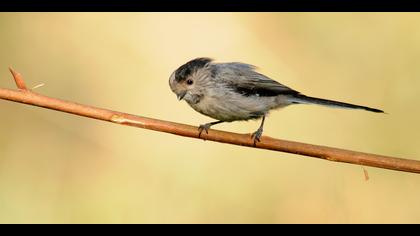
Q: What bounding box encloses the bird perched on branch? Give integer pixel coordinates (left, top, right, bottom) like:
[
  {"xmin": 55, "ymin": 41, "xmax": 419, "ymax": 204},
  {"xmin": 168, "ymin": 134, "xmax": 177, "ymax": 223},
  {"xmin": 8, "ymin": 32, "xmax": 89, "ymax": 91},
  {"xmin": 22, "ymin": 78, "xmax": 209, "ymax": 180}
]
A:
[{"xmin": 169, "ymin": 58, "xmax": 384, "ymax": 145}]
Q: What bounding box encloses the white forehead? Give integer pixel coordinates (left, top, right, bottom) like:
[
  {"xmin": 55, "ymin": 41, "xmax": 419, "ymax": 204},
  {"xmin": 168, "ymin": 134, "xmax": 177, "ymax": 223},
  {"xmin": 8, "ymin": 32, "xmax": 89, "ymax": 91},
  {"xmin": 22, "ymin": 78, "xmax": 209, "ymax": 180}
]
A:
[{"xmin": 169, "ymin": 70, "xmax": 177, "ymax": 85}]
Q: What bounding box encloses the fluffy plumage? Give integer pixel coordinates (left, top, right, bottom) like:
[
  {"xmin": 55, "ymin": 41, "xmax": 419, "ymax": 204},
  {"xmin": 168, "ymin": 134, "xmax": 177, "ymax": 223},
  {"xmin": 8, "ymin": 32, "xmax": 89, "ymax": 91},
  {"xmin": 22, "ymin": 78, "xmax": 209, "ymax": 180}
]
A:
[{"xmin": 169, "ymin": 58, "xmax": 384, "ymax": 143}]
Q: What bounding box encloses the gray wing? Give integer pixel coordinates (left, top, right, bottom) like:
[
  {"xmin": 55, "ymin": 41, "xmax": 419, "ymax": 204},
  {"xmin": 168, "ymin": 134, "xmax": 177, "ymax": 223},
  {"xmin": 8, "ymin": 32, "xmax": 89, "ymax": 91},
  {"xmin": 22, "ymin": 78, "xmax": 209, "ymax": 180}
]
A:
[{"xmin": 213, "ymin": 62, "xmax": 299, "ymax": 97}]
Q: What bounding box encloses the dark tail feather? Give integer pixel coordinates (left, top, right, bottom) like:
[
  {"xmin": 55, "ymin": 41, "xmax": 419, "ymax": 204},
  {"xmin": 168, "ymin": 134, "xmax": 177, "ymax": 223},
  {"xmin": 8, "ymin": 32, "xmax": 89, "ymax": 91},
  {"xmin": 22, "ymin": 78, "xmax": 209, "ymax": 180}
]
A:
[{"xmin": 290, "ymin": 94, "xmax": 384, "ymax": 113}]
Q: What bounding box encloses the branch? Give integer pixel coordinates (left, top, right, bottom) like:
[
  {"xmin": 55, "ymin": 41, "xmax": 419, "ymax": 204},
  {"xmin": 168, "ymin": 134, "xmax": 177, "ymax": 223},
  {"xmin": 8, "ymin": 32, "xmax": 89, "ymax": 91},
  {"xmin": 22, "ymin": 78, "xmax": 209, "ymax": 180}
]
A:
[
  {"xmin": 1, "ymin": 68, "xmax": 420, "ymax": 174},
  {"xmin": 9, "ymin": 67, "xmax": 27, "ymax": 90}
]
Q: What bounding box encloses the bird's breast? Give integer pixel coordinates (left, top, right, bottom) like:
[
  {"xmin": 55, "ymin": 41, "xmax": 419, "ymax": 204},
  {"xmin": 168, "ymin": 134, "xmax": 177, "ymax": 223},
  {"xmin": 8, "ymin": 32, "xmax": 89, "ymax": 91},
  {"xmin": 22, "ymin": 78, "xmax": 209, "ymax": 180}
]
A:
[{"xmin": 187, "ymin": 91, "xmax": 277, "ymax": 122}]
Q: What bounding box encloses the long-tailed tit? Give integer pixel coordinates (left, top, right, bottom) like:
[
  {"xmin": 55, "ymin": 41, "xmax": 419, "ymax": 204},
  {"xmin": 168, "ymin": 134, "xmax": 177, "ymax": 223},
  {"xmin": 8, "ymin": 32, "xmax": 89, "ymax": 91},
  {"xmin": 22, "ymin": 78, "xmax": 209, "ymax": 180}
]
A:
[{"xmin": 169, "ymin": 58, "xmax": 384, "ymax": 144}]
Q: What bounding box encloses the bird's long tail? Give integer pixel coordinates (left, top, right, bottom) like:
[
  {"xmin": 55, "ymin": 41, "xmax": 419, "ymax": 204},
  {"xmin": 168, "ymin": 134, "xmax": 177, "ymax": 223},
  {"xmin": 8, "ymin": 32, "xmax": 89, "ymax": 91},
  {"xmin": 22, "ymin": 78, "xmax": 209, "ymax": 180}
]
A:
[{"xmin": 289, "ymin": 94, "xmax": 384, "ymax": 113}]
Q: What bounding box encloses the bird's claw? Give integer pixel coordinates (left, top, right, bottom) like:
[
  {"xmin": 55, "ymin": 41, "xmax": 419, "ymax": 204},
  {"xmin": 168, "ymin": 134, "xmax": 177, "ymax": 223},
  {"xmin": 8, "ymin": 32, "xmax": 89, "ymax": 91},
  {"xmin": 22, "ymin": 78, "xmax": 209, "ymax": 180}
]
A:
[
  {"xmin": 251, "ymin": 128, "xmax": 263, "ymax": 146},
  {"xmin": 198, "ymin": 124, "xmax": 211, "ymax": 138}
]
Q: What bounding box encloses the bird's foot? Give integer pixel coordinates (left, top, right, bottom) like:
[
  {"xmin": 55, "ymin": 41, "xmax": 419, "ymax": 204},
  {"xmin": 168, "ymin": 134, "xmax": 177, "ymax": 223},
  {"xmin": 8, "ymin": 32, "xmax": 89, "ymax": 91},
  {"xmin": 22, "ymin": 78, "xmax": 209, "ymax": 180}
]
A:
[
  {"xmin": 198, "ymin": 123, "xmax": 212, "ymax": 138},
  {"xmin": 251, "ymin": 127, "xmax": 263, "ymax": 146}
]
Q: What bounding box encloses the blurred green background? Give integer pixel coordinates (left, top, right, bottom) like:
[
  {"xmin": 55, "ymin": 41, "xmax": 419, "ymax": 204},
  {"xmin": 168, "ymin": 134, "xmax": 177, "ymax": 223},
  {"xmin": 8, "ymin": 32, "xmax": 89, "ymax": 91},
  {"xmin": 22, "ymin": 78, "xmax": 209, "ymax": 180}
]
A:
[{"xmin": 0, "ymin": 13, "xmax": 419, "ymax": 223}]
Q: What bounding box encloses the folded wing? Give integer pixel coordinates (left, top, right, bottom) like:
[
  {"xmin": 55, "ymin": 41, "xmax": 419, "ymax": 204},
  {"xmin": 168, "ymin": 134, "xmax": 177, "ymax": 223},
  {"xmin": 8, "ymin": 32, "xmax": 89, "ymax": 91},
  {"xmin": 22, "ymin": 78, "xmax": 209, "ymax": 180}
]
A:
[{"xmin": 215, "ymin": 62, "xmax": 299, "ymax": 97}]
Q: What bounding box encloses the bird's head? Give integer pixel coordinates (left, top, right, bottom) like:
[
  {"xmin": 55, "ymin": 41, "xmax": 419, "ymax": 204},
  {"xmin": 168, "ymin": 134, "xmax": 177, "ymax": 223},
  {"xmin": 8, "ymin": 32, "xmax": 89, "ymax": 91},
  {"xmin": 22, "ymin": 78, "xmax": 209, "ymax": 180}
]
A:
[{"xmin": 169, "ymin": 57, "xmax": 213, "ymax": 104}]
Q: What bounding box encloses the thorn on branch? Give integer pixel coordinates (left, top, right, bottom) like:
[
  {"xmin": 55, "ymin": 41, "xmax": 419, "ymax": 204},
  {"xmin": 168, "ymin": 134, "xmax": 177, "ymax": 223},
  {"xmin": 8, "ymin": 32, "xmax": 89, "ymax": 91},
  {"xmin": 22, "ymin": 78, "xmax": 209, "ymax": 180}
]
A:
[
  {"xmin": 9, "ymin": 67, "xmax": 28, "ymax": 91},
  {"xmin": 31, "ymin": 83, "xmax": 45, "ymax": 90},
  {"xmin": 361, "ymin": 166, "xmax": 370, "ymax": 181}
]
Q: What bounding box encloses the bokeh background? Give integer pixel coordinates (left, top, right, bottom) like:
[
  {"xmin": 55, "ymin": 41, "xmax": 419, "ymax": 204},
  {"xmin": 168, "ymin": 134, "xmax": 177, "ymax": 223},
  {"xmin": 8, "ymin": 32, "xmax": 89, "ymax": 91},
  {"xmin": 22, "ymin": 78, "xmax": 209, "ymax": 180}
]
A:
[{"xmin": 0, "ymin": 13, "xmax": 419, "ymax": 223}]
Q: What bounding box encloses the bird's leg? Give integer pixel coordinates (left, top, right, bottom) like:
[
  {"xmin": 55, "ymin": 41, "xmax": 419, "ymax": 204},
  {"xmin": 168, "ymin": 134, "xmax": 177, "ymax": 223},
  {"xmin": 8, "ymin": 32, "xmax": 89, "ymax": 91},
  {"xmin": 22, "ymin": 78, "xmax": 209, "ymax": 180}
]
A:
[
  {"xmin": 198, "ymin": 120, "xmax": 224, "ymax": 138},
  {"xmin": 251, "ymin": 116, "xmax": 266, "ymax": 145}
]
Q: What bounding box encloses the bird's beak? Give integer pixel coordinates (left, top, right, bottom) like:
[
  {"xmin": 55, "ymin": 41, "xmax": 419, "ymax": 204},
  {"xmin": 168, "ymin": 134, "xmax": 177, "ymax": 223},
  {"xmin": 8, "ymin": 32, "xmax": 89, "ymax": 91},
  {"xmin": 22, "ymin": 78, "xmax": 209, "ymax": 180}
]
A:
[{"xmin": 177, "ymin": 91, "xmax": 186, "ymax": 101}]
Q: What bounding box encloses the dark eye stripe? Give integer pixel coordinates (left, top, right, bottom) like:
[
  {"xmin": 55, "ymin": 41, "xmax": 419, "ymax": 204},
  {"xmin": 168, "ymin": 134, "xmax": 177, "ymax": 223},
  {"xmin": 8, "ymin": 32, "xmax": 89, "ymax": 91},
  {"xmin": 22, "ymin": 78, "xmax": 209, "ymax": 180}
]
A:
[{"xmin": 174, "ymin": 58, "xmax": 213, "ymax": 82}]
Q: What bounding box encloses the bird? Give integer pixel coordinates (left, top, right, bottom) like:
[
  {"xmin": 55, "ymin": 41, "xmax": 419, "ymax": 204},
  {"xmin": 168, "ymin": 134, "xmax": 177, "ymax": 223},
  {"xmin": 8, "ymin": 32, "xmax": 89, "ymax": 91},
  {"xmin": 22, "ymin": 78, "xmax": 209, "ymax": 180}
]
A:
[{"xmin": 168, "ymin": 57, "xmax": 384, "ymax": 145}]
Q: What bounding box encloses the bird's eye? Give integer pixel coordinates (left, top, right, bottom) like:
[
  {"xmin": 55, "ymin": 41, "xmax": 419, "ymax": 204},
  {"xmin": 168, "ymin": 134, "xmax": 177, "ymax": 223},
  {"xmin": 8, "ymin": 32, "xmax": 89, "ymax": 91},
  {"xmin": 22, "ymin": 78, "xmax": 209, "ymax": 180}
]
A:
[{"xmin": 186, "ymin": 79, "xmax": 193, "ymax": 85}]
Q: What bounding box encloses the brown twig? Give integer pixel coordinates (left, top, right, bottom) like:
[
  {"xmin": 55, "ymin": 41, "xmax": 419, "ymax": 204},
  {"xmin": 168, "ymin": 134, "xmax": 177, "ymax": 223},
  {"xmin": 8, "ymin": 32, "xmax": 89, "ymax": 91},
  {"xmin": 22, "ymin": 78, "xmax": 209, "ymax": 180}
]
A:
[
  {"xmin": 1, "ymin": 68, "xmax": 420, "ymax": 174},
  {"xmin": 9, "ymin": 67, "xmax": 27, "ymax": 90}
]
